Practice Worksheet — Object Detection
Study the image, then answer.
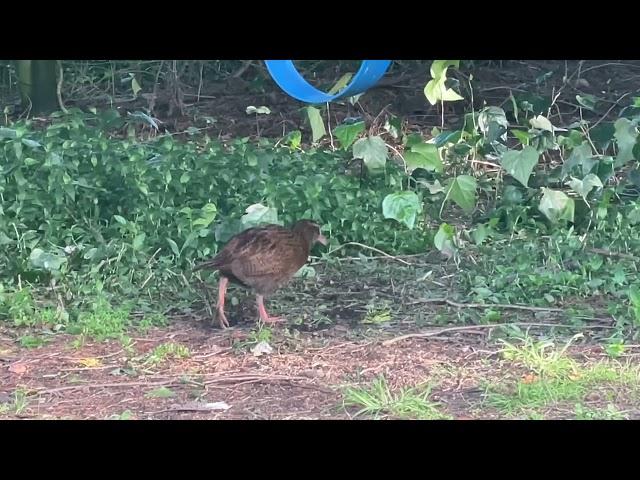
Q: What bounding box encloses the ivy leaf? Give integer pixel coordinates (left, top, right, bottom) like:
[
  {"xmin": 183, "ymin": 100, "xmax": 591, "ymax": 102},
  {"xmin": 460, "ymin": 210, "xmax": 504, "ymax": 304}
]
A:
[
  {"xmin": 404, "ymin": 142, "xmax": 443, "ymax": 173},
  {"xmin": 353, "ymin": 136, "xmax": 388, "ymax": 173},
  {"xmin": 614, "ymin": 118, "xmax": 638, "ymax": 167},
  {"xmin": 424, "ymin": 60, "xmax": 463, "ymax": 105},
  {"xmin": 193, "ymin": 203, "xmax": 217, "ymax": 228},
  {"xmin": 539, "ymin": 188, "xmax": 575, "ymax": 223},
  {"xmin": 132, "ymin": 233, "xmax": 146, "ymax": 251},
  {"xmin": 434, "ymin": 223, "xmax": 456, "ymax": 258},
  {"xmin": 305, "ymin": 106, "xmax": 326, "ymax": 143},
  {"xmin": 446, "ymin": 175, "xmax": 477, "ymax": 213},
  {"xmin": 500, "ymin": 146, "xmax": 539, "ymax": 187},
  {"xmin": 567, "ymin": 174, "xmax": 603, "ymax": 200},
  {"xmin": 241, "ymin": 203, "xmax": 279, "ymax": 229},
  {"xmin": 382, "ymin": 191, "xmax": 422, "ymax": 229},
  {"xmin": 333, "ymin": 121, "xmax": 365, "ymax": 150}
]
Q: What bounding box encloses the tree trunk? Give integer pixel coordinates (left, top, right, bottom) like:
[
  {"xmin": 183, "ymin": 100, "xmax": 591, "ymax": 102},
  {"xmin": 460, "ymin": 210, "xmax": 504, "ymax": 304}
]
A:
[{"xmin": 16, "ymin": 60, "xmax": 58, "ymax": 114}]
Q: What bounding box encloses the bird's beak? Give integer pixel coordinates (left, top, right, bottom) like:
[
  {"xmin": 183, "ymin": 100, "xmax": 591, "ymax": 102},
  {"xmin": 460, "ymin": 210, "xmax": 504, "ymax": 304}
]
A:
[{"xmin": 317, "ymin": 234, "xmax": 328, "ymax": 246}]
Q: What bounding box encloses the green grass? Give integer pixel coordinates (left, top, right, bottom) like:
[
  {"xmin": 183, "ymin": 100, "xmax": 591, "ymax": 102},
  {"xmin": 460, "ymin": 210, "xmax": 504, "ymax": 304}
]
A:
[
  {"xmin": 18, "ymin": 335, "xmax": 48, "ymax": 348},
  {"xmin": 233, "ymin": 325, "xmax": 273, "ymax": 351},
  {"xmin": 483, "ymin": 335, "xmax": 640, "ymax": 417},
  {"xmin": 73, "ymin": 297, "xmax": 131, "ymax": 340},
  {"xmin": 573, "ymin": 403, "xmax": 628, "ymax": 420},
  {"xmin": 343, "ymin": 376, "xmax": 452, "ymax": 420},
  {"xmin": 0, "ymin": 389, "xmax": 30, "ymax": 416},
  {"xmin": 143, "ymin": 342, "xmax": 191, "ymax": 367}
]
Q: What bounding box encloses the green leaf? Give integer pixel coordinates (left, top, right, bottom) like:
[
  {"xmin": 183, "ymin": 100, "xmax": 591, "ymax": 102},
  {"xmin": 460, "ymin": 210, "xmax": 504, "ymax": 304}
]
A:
[
  {"xmin": 29, "ymin": 248, "xmax": 67, "ymax": 272},
  {"xmin": 131, "ymin": 76, "xmax": 141, "ymax": 96},
  {"xmin": 132, "ymin": 233, "xmax": 146, "ymax": 251},
  {"xmin": 0, "ymin": 231, "xmax": 13, "ymax": 246},
  {"xmin": 180, "ymin": 172, "xmax": 190, "ymax": 183},
  {"xmin": 384, "ymin": 116, "xmax": 402, "ymax": 139},
  {"xmin": 113, "ymin": 215, "xmax": 127, "ymax": 225},
  {"xmin": 477, "ymin": 106, "xmax": 509, "ymax": 143},
  {"xmin": 193, "ymin": 203, "xmax": 217, "ymax": 228},
  {"xmin": 215, "ymin": 219, "xmax": 243, "ymax": 243},
  {"xmin": 529, "ymin": 115, "xmax": 559, "ymax": 133},
  {"xmin": 430, "ymin": 60, "xmax": 460, "ymax": 78},
  {"xmin": 0, "ymin": 127, "xmax": 18, "ymax": 139},
  {"xmin": 305, "ymin": 106, "xmax": 326, "ymax": 143},
  {"xmin": 424, "ymin": 179, "xmax": 445, "ymax": 194},
  {"xmin": 21, "ymin": 138, "xmax": 41, "ymax": 148},
  {"xmin": 568, "ymin": 174, "xmax": 603, "ymax": 200},
  {"xmin": 14, "ymin": 142, "xmax": 23, "ymax": 160},
  {"xmin": 628, "ymin": 169, "xmax": 640, "ymax": 188},
  {"xmin": 83, "ymin": 248, "xmax": 98, "ymax": 260},
  {"xmin": 404, "ymin": 142, "xmax": 443, "ymax": 173},
  {"xmin": 405, "ymin": 133, "xmax": 424, "ymax": 148},
  {"xmin": 382, "ymin": 191, "xmax": 422, "ymax": 229},
  {"xmin": 334, "ymin": 121, "xmax": 365, "ymax": 150},
  {"xmin": 327, "ymin": 73, "xmax": 353, "ymax": 95},
  {"xmin": 629, "ymin": 286, "xmax": 640, "ymax": 307},
  {"xmin": 471, "ymin": 224, "xmax": 492, "ymax": 245},
  {"xmin": 500, "ymin": 146, "xmax": 539, "ymax": 187},
  {"xmin": 241, "ymin": 203, "xmax": 279, "ymax": 229},
  {"xmin": 433, "ymin": 130, "xmax": 462, "ymax": 147},
  {"xmin": 512, "ymin": 129, "xmax": 531, "ymax": 145},
  {"xmin": 614, "ymin": 118, "xmax": 638, "ymax": 167},
  {"xmin": 539, "ymin": 188, "xmax": 575, "ymax": 223},
  {"xmin": 576, "ymin": 94, "xmax": 597, "ymax": 111},
  {"xmin": 167, "ymin": 238, "xmax": 180, "ymax": 256},
  {"xmin": 424, "ymin": 60, "xmax": 463, "ymax": 105},
  {"xmin": 446, "ymin": 175, "xmax": 477, "ymax": 214},
  {"xmin": 353, "ymin": 136, "xmax": 388, "ymax": 172},
  {"xmin": 562, "ymin": 141, "xmax": 595, "ymax": 177},
  {"xmin": 434, "ymin": 223, "xmax": 456, "ymax": 257},
  {"xmin": 285, "ymin": 130, "xmax": 302, "ymax": 149}
]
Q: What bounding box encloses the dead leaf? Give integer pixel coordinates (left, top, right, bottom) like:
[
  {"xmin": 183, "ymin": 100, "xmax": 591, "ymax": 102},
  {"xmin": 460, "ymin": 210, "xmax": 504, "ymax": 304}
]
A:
[
  {"xmin": 251, "ymin": 341, "xmax": 273, "ymax": 357},
  {"xmin": 8, "ymin": 362, "xmax": 28, "ymax": 374},
  {"xmin": 522, "ymin": 373, "xmax": 538, "ymax": 384},
  {"xmin": 78, "ymin": 357, "xmax": 102, "ymax": 368}
]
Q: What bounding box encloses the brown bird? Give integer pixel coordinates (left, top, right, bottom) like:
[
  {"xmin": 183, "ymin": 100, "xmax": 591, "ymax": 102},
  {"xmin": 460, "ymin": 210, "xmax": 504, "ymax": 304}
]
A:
[{"xmin": 194, "ymin": 219, "xmax": 327, "ymax": 328}]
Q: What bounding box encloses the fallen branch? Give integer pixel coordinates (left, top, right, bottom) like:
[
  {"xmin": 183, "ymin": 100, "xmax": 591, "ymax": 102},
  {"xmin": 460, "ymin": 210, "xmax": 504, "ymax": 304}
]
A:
[
  {"xmin": 382, "ymin": 322, "xmax": 614, "ymax": 346},
  {"xmin": 325, "ymin": 242, "xmax": 413, "ymax": 266},
  {"xmin": 587, "ymin": 247, "xmax": 640, "ymax": 262},
  {"xmin": 35, "ymin": 373, "xmax": 322, "ymax": 396},
  {"xmin": 408, "ymin": 297, "xmax": 564, "ymax": 313}
]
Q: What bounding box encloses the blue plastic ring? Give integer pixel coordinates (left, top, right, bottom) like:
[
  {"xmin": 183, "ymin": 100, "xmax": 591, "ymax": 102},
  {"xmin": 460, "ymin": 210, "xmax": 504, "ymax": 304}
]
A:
[{"xmin": 264, "ymin": 60, "xmax": 392, "ymax": 104}]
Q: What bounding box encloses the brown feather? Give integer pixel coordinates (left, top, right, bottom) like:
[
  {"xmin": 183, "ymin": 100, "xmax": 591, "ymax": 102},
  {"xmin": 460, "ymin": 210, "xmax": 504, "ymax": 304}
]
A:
[{"xmin": 195, "ymin": 219, "xmax": 327, "ymax": 296}]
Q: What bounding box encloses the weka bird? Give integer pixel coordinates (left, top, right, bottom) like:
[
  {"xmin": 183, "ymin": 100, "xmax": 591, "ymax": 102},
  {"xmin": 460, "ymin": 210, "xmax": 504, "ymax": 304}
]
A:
[{"xmin": 194, "ymin": 220, "xmax": 327, "ymax": 328}]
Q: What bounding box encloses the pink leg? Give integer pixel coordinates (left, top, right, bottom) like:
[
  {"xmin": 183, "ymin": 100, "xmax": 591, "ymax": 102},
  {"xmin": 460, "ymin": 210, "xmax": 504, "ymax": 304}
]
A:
[
  {"xmin": 256, "ymin": 294, "xmax": 285, "ymax": 324},
  {"xmin": 217, "ymin": 276, "xmax": 230, "ymax": 328}
]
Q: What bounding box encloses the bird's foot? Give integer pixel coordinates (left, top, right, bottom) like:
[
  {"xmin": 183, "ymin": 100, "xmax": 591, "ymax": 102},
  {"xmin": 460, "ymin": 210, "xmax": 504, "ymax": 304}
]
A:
[{"xmin": 217, "ymin": 309, "xmax": 230, "ymax": 329}]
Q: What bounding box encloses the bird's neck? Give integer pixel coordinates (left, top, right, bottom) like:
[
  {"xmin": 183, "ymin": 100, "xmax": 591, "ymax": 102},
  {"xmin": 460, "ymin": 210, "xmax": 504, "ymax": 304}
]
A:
[{"xmin": 293, "ymin": 229, "xmax": 313, "ymax": 254}]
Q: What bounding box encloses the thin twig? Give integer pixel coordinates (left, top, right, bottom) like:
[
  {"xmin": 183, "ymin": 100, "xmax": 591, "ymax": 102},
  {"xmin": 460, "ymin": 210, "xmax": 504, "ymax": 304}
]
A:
[
  {"xmin": 579, "ymin": 62, "xmax": 640, "ymax": 75},
  {"xmin": 326, "ymin": 242, "xmax": 413, "ymax": 266},
  {"xmin": 587, "ymin": 247, "xmax": 640, "ymax": 262},
  {"xmin": 589, "ymin": 92, "xmax": 631, "ymax": 131},
  {"xmin": 35, "ymin": 373, "xmax": 315, "ymax": 396},
  {"xmin": 382, "ymin": 322, "xmax": 613, "ymax": 346},
  {"xmin": 408, "ymin": 297, "xmax": 565, "ymax": 313}
]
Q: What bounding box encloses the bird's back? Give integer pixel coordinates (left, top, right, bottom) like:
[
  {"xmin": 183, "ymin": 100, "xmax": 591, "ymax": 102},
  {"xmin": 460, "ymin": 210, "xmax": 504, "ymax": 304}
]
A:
[{"xmin": 195, "ymin": 224, "xmax": 311, "ymax": 294}]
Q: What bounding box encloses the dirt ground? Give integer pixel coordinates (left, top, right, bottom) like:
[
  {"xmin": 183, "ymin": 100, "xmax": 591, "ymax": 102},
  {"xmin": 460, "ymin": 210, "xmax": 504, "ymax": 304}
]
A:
[
  {"xmin": 2, "ymin": 259, "xmax": 639, "ymax": 420},
  {"xmin": 3, "ymin": 314, "xmax": 635, "ymax": 420}
]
